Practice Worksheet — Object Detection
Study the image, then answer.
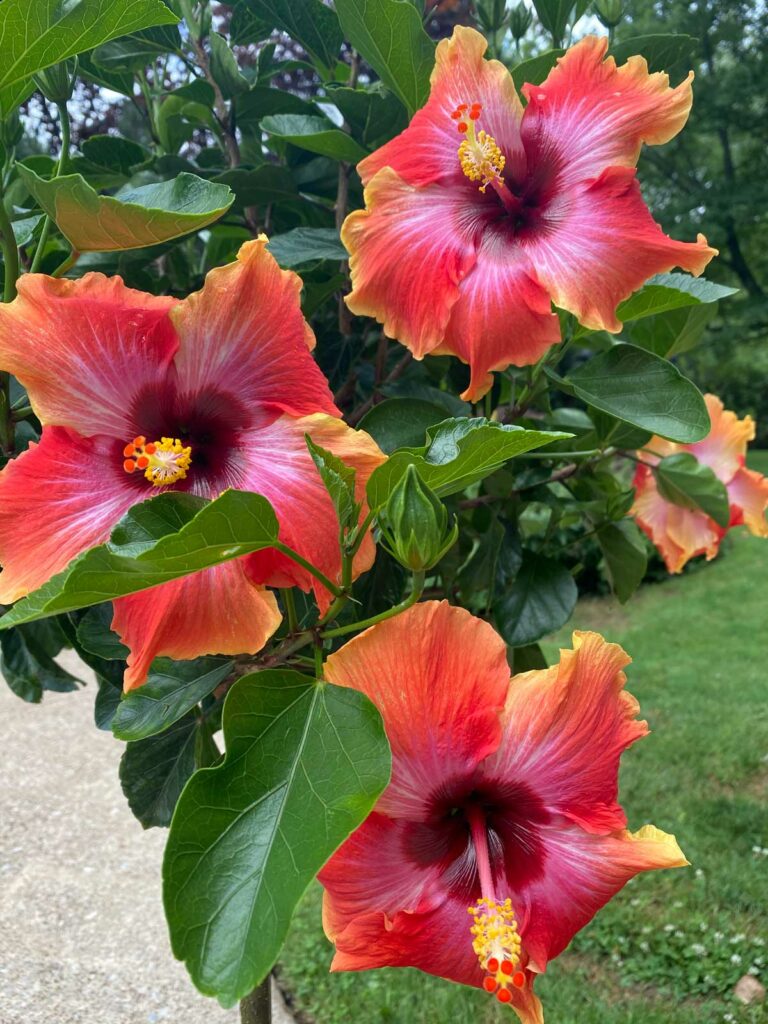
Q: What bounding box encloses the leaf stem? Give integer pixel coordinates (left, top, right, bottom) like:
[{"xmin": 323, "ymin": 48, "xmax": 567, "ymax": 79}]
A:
[
  {"xmin": 0, "ymin": 195, "xmax": 19, "ymax": 302},
  {"xmin": 30, "ymin": 100, "xmax": 71, "ymax": 275},
  {"xmin": 321, "ymin": 571, "xmax": 425, "ymax": 640},
  {"xmin": 282, "ymin": 587, "xmax": 299, "ymax": 633},
  {"xmin": 273, "ymin": 542, "xmax": 344, "ymax": 598},
  {"xmin": 51, "ymin": 248, "xmax": 80, "ymax": 278},
  {"xmin": 240, "ymin": 976, "xmax": 271, "ymax": 1024}
]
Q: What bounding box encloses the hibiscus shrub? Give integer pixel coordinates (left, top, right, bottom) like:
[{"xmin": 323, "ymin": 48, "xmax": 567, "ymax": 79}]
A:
[{"xmin": 0, "ymin": 2, "xmax": 765, "ymax": 1023}]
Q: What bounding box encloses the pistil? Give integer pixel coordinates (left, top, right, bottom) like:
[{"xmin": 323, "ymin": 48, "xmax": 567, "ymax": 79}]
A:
[
  {"xmin": 452, "ymin": 102, "xmax": 522, "ymax": 215},
  {"xmin": 466, "ymin": 805, "xmax": 525, "ymax": 1004}
]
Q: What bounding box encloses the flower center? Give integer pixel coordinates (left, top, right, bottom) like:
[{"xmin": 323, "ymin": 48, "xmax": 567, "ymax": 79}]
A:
[
  {"xmin": 122, "ymin": 435, "xmax": 192, "ymax": 487},
  {"xmin": 466, "ymin": 804, "xmax": 526, "ymax": 1003},
  {"xmin": 453, "ymin": 102, "xmax": 506, "ymax": 193}
]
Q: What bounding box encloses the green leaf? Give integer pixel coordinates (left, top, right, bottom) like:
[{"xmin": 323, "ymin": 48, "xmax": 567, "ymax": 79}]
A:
[
  {"xmin": 305, "ymin": 437, "xmax": 359, "ymax": 533},
  {"xmin": 17, "ymin": 168, "xmax": 233, "ymax": 252},
  {"xmin": 0, "ymin": 0, "xmax": 178, "ymax": 116},
  {"xmin": 458, "ymin": 517, "xmax": 505, "ymax": 597},
  {"xmin": 655, "ymin": 452, "xmax": 731, "ymax": 527},
  {"xmin": 358, "ymin": 398, "xmax": 451, "ymax": 454},
  {"xmin": 230, "ymin": 1, "xmax": 271, "ymax": 45},
  {"xmin": 596, "ymin": 520, "xmax": 648, "ymax": 604},
  {"xmin": 260, "ymin": 114, "xmax": 367, "ymax": 162},
  {"xmin": 610, "ymin": 34, "xmax": 698, "ymax": 74},
  {"xmin": 120, "ymin": 713, "xmax": 199, "ymax": 829},
  {"xmin": 163, "ymin": 670, "xmax": 390, "ymax": 1005},
  {"xmin": 239, "ymin": 0, "xmax": 343, "ymax": 76},
  {"xmin": 510, "ymin": 643, "xmax": 548, "ymax": 672},
  {"xmin": 334, "ymin": 0, "xmax": 435, "ymax": 115},
  {"xmin": 77, "ymin": 50, "xmax": 135, "ymax": 96},
  {"xmin": 617, "ymin": 273, "xmax": 738, "ymax": 323},
  {"xmin": 0, "ymin": 621, "xmax": 81, "ymax": 703},
  {"xmin": 531, "ymin": 0, "xmax": 574, "ymax": 46},
  {"xmin": 627, "ymin": 304, "xmax": 716, "ymax": 359},
  {"xmin": 511, "ymin": 48, "xmax": 564, "ymax": 92},
  {"xmin": 493, "ymin": 551, "xmax": 577, "ymax": 647},
  {"xmin": 95, "ymin": 675, "xmax": 123, "ymax": 730},
  {"xmin": 266, "ymin": 227, "xmax": 347, "ymax": 268},
  {"xmin": 209, "ymin": 32, "xmax": 250, "ymax": 98},
  {"xmin": 327, "ymin": 84, "xmax": 408, "ymax": 146},
  {"xmin": 91, "ymin": 24, "xmax": 181, "ymax": 71},
  {"xmin": 112, "ymin": 657, "xmax": 233, "ymax": 742},
  {"xmin": 236, "ymin": 87, "xmax": 316, "ymax": 126},
  {"xmin": 559, "ymin": 344, "xmax": 709, "ymax": 443},
  {"xmin": 76, "ymin": 603, "xmax": 129, "ymax": 660},
  {"xmin": 80, "ymin": 135, "xmax": 152, "ymax": 176},
  {"xmin": 0, "ymin": 490, "xmax": 280, "ymax": 628},
  {"xmin": 366, "ymin": 418, "xmax": 571, "ymax": 508}
]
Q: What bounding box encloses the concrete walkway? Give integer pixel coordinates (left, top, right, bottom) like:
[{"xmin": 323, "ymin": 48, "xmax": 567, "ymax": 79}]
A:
[{"xmin": 0, "ymin": 654, "xmax": 293, "ymax": 1024}]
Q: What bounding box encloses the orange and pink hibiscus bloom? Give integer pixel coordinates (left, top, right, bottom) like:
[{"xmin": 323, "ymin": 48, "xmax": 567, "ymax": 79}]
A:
[
  {"xmin": 319, "ymin": 602, "xmax": 686, "ymax": 1023},
  {"xmin": 632, "ymin": 393, "xmax": 768, "ymax": 573},
  {"xmin": 343, "ymin": 27, "xmax": 716, "ymax": 400},
  {"xmin": 0, "ymin": 239, "xmax": 383, "ymax": 688}
]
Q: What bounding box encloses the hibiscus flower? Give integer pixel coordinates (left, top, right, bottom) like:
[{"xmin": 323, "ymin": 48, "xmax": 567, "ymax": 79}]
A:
[
  {"xmin": 342, "ymin": 28, "xmax": 716, "ymax": 400},
  {"xmin": 632, "ymin": 393, "xmax": 768, "ymax": 573},
  {"xmin": 0, "ymin": 239, "xmax": 384, "ymax": 688},
  {"xmin": 319, "ymin": 601, "xmax": 686, "ymax": 1022}
]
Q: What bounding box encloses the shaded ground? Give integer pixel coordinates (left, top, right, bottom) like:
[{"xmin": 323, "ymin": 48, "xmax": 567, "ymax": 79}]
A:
[
  {"xmin": 277, "ymin": 522, "xmax": 768, "ymax": 1024},
  {"xmin": 0, "ymin": 651, "xmax": 292, "ymax": 1024}
]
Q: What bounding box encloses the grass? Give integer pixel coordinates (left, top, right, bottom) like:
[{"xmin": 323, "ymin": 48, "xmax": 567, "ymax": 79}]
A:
[{"xmin": 277, "ymin": 461, "xmax": 768, "ymax": 1024}]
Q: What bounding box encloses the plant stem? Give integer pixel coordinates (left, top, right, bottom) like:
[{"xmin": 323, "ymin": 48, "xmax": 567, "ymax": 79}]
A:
[
  {"xmin": 321, "ymin": 571, "xmax": 425, "ymax": 640},
  {"xmin": 0, "ymin": 197, "xmax": 19, "ymax": 302},
  {"xmin": 282, "ymin": 588, "xmax": 299, "ymax": 633},
  {"xmin": 240, "ymin": 976, "xmax": 271, "ymax": 1024},
  {"xmin": 51, "ymin": 249, "xmax": 80, "ymax": 278},
  {"xmin": 31, "ymin": 101, "xmax": 72, "ymax": 274}
]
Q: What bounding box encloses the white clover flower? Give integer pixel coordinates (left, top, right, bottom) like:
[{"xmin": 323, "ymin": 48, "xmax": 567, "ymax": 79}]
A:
[{"xmin": 730, "ymin": 953, "xmax": 743, "ymax": 965}]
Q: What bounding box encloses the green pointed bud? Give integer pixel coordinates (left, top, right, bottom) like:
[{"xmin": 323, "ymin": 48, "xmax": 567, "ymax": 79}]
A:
[
  {"xmin": 594, "ymin": 0, "xmax": 623, "ymax": 29},
  {"xmin": 477, "ymin": 0, "xmax": 509, "ymax": 33},
  {"xmin": 378, "ymin": 465, "xmax": 459, "ymax": 572},
  {"xmin": 33, "ymin": 59, "xmax": 77, "ymax": 104},
  {"xmin": 509, "ymin": 2, "xmax": 532, "ymax": 41}
]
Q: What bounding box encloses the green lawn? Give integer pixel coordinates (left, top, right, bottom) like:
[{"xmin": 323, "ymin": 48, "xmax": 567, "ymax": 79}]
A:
[{"xmin": 277, "ymin": 470, "xmax": 768, "ymax": 1024}]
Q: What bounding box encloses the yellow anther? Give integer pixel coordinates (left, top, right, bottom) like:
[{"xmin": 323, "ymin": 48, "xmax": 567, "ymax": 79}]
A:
[
  {"xmin": 468, "ymin": 897, "xmax": 523, "ymax": 1002},
  {"xmin": 457, "ymin": 111, "xmax": 506, "ymax": 193},
  {"xmin": 123, "ymin": 436, "xmax": 192, "ymax": 487}
]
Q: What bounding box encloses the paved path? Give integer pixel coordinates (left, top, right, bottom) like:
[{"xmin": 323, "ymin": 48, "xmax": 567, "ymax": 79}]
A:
[{"xmin": 0, "ymin": 654, "xmax": 293, "ymax": 1024}]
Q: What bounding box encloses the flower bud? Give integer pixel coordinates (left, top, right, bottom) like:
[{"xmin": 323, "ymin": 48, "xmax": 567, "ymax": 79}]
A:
[
  {"xmin": 33, "ymin": 59, "xmax": 77, "ymax": 104},
  {"xmin": 378, "ymin": 465, "xmax": 459, "ymax": 572},
  {"xmin": 509, "ymin": 2, "xmax": 532, "ymax": 41},
  {"xmin": 476, "ymin": 0, "xmax": 509, "ymax": 33},
  {"xmin": 594, "ymin": 0, "xmax": 624, "ymax": 29}
]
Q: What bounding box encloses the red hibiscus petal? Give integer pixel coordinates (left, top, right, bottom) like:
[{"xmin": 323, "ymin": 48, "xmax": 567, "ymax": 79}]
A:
[
  {"xmin": 0, "ymin": 274, "xmax": 177, "ymax": 438},
  {"xmin": 170, "ymin": 238, "xmax": 338, "ymax": 419}
]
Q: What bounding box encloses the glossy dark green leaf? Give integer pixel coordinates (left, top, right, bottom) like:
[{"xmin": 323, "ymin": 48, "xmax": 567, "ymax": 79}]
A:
[
  {"xmin": 260, "ymin": 114, "xmax": 367, "ymax": 162},
  {"xmin": 95, "ymin": 675, "xmax": 123, "ymax": 731},
  {"xmin": 163, "ymin": 670, "xmax": 390, "ymax": 1005},
  {"xmin": 120, "ymin": 713, "xmax": 199, "ymax": 829},
  {"xmin": 359, "ymin": 398, "xmax": 450, "ymax": 454},
  {"xmin": 80, "ymin": 135, "xmax": 152, "ymax": 176},
  {"xmin": 18, "ymin": 168, "xmax": 233, "ymax": 252},
  {"xmin": 209, "ymin": 32, "xmax": 249, "ymax": 98},
  {"xmin": 610, "ymin": 34, "xmax": 698, "ymax": 73},
  {"xmin": 112, "ymin": 657, "xmax": 233, "ymax": 741},
  {"xmin": 627, "ymin": 304, "xmax": 716, "ymax": 358},
  {"xmin": 267, "ymin": 227, "xmax": 346, "ymax": 268},
  {"xmin": 511, "ymin": 48, "xmax": 564, "ymax": 92},
  {"xmin": 0, "ymin": 0, "xmax": 178, "ymax": 116},
  {"xmin": 0, "ymin": 621, "xmax": 81, "ymax": 703},
  {"xmin": 510, "ymin": 643, "xmax": 548, "ymax": 672},
  {"xmin": 239, "ymin": 0, "xmax": 343, "ymax": 76},
  {"xmin": 597, "ymin": 520, "xmax": 648, "ymax": 604},
  {"xmin": 0, "ymin": 490, "xmax": 280, "ymax": 628},
  {"xmin": 236, "ymin": 87, "xmax": 316, "ymax": 126},
  {"xmin": 76, "ymin": 603, "xmax": 129, "ymax": 660},
  {"xmin": 77, "ymin": 51, "xmax": 134, "ymax": 96},
  {"xmin": 91, "ymin": 24, "xmax": 181, "ymax": 71},
  {"xmin": 230, "ymin": 1, "xmax": 271, "ymax": 45},
  {"xmin": 327, "ymin": 85, "xmax": 408, "ymax": 146},
  {"xmin": 617, "ymin": 273, "xmax": 738, "ymax": 323},
  {"xmin": 305, "ymin": 437, "xmax": 359, "ymax": 533},
  {"xmin": 458, "ymin": 518, "xmax": 505, "ymax": 596},
  {"xmin": 366, "ymin": 419, "xmax": 571, "ymax": 507},
  {"xmin": 334, "ymin": 0, "xmax": 435, "ymax": 114},
  {"xmin": 655, "ymin": 452, "xmax": 731, "ymax": 527},
  {"xmin": 493, "ymin": 552, "xmax": 577, "ymax": 647},
  {"xmin": 561, "ymin": 344, "xmax": 709, "ymax": 443}
]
